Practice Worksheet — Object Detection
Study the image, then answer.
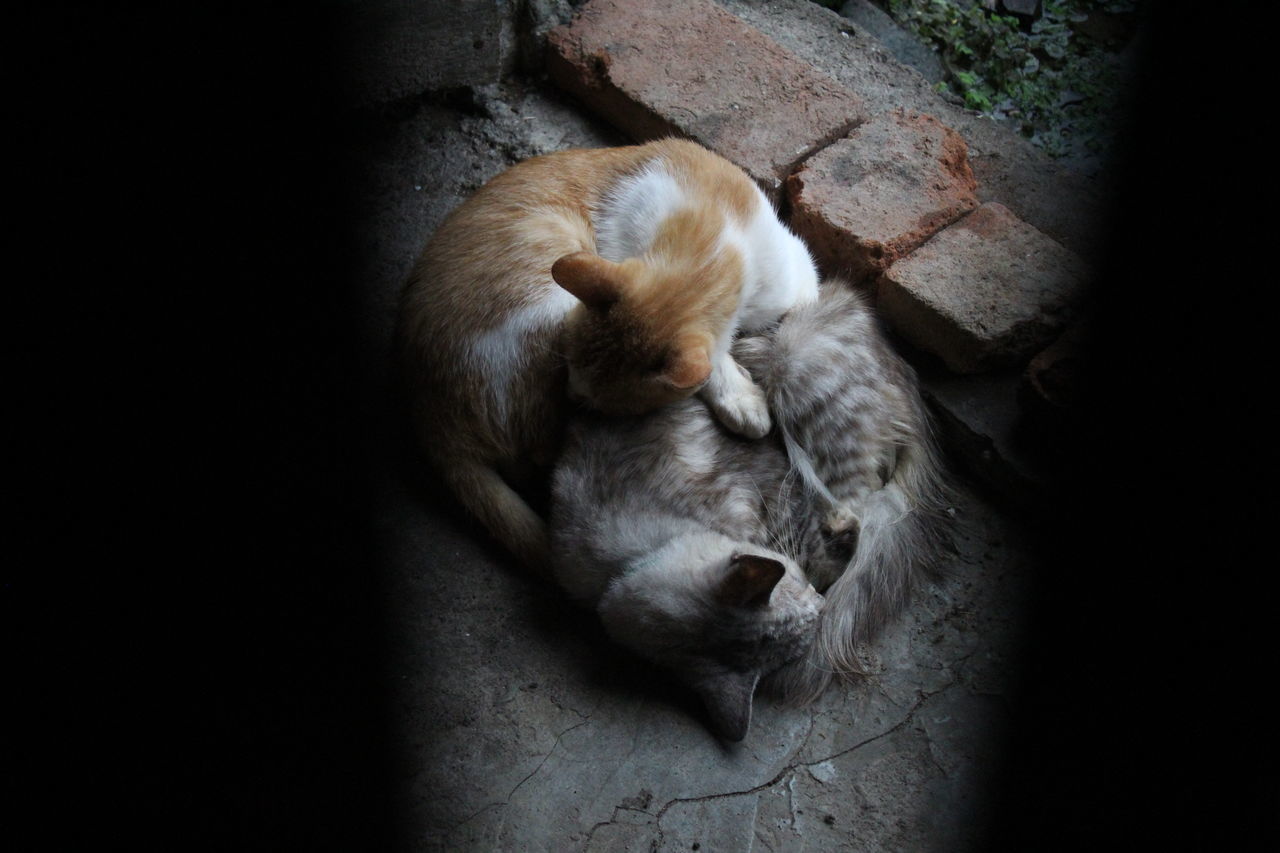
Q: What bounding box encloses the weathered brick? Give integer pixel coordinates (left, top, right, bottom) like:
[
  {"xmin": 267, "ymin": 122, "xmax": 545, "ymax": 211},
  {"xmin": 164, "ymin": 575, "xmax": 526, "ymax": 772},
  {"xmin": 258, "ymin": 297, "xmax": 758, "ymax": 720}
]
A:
[
  {"xmin": 720, "ymin": 0, "xmax": 1104, "ymax": 256},
  {"xmin": 877, "ymin": 202, "xmax": 1089, "ymax": 374},
  {"xmin": 546, "ymin": 0, "xmax": 864, "ymax": 199},
  {"xmin": 787, "ymin": 109, "xmax": 977, "ymax": 282}
]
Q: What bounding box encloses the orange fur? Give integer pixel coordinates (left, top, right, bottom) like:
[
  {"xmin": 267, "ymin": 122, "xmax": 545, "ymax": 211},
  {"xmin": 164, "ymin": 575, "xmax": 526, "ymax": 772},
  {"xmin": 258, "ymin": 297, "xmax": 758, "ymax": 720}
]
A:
[
  {"xmin": 550, "ymin": 253, "xmax": 627, "ymax": 308},
  {"xmin": 397, "ymin": 138, "xmax": 775, "ymax": 573},
  {"xmin": 558, "ymin": 199, "xmax": 747, "ymax": 413}
]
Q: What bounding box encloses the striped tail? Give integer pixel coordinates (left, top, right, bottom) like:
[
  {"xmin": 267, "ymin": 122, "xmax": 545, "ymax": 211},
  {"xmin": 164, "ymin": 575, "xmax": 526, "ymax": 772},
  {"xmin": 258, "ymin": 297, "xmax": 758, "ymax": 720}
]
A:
[{"xmin": 763, "ymin": 415, "xmax": 953, "ymax": 703}]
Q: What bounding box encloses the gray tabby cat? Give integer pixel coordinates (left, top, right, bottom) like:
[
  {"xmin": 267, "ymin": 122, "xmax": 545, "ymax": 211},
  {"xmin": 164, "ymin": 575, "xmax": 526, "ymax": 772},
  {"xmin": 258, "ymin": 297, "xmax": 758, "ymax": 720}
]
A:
[
  {"xmin": 737, "ymin": 283, "xmax": 954, "ymax": 703},
  {"xmin": 549, "ymin": 280, "xmax": 952, "ymax": 740}
]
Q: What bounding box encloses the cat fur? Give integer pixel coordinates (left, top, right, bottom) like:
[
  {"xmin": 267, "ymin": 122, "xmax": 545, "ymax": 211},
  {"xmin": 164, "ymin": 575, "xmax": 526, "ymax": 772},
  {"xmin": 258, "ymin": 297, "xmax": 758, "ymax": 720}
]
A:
[
  {"xmin": 737, "ymin": 281, "xmax": 954, "ymax": 703},
  {"xmin": 551, "ymin": 280, "xmax": 953, "ymax": 737},
  {"xmin": 549, "ymin": 397, "xmax": 824, "ymax": 741},
  {"xmin": 397, "ymin": 139, "xmax": 819, "ymax": 574}
]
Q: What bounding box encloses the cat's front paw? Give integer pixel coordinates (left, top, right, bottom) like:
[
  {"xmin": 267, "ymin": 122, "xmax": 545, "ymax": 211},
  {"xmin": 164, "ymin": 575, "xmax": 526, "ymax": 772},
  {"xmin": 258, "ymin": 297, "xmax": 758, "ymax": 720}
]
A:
[
  {"xmin": 702, "ymin": 355, "xmax": 772, "ymax": 438},
  {"xmin": 709, "ymin": 386, "xmax": 773, "ymax": 439}
]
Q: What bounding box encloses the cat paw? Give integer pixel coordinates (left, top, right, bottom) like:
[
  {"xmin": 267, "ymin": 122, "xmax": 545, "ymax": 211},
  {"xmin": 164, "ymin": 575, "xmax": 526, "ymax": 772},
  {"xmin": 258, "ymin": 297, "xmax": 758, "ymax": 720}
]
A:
[
  {"xmin": 702, "ymin": 356, "xmax": 772, "ymax": 438},
  {"xmin": 822, "ymin": 506, "xmax": 860, "ymax": 538},
  {"xmin": 710, "ymin": 389, "xmax": 773, "ymax": 439}
]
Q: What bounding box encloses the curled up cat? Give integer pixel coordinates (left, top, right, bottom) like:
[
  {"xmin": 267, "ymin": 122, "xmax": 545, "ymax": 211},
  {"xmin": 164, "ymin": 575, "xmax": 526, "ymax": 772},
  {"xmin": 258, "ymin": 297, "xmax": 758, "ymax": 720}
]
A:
[
  {"xmin": 397, "ymin": 139, "xmax": 819, "ymax": 575},
  {"xmin": 550, "ymin": 281, "xmax": 953, "ymax": 740}
]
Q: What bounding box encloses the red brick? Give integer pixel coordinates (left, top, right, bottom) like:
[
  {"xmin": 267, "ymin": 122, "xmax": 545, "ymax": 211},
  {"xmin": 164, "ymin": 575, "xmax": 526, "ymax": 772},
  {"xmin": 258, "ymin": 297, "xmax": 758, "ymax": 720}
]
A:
[
  {"xmin": 546, "ymin": 0, "xmax": 864, "ymax": 199},
  {"xmin": 877, "ymin": 202, "xmax": 1089, "ymax": 374},
  {"xmin": 787, "ymin": 109, "xmax": 978, "ymax": 282}
]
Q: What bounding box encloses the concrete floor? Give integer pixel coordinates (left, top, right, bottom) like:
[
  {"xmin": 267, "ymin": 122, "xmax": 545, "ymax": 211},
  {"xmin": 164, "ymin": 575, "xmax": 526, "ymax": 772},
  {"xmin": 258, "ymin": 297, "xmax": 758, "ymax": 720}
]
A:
[{"xmin": 356, "ymin": 82, "xmax": 1042, "ymax": 851}]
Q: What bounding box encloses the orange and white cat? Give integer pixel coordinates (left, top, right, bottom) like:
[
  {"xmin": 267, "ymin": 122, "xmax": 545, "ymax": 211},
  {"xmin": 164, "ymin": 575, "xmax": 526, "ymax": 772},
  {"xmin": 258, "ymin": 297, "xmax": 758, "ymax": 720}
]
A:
[{"xmin": 398, "ymin": 139, "xmax": 819, "ymax": 574}]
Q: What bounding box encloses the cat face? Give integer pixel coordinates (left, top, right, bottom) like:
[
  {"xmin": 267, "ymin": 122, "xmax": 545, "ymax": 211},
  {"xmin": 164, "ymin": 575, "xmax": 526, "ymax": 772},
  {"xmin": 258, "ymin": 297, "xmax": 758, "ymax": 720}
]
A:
[
  {"xmin": 553, "ymin": 248, "xmax": 737, "ymax": 415},
  {"xmin": 597, "ymin": 545, "xmax": 823, "ymax": 741},
  {"xmin": 560, "ymin": 305, "xmax": 708, "ymax": 415}
]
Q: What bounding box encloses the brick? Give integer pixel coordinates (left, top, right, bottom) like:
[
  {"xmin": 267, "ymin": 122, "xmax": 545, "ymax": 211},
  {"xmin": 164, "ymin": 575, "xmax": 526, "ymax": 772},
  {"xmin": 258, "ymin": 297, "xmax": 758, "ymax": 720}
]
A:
[
  {"xmin": 787, "ymin": 109, "xmax": 977, "ymax": 282},
  {"xmin": 877, "ymin": 202, "xmax": 1089, "ymax": 374},
  {"xmin": 546, "ymin": 0, "xmax": 864, "ymax": 199},
  {"xmin": 720, "ymin": 0, "xmax": 1104, "ymax": 257}
]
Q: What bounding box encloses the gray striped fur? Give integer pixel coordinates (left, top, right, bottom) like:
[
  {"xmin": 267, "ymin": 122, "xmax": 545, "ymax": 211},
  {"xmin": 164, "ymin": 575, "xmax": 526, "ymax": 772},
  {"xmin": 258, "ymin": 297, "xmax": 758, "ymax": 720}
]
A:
[
  {"xmin": 549, "ymin": 279, "xmax": 952, "ymax": 729},
  {"xmin": 737, "ymin": 281, "xmax": 953, "ymax": 702},
  {"xmin": 549, "ymin": 400, "xmax": 825, "ymax": 740}
]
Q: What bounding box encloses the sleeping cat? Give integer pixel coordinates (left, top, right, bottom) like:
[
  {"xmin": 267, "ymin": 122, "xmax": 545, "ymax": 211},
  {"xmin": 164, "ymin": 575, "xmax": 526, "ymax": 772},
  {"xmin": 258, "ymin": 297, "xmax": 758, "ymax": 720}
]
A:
[
  {"xmin": 549, "ymin": 396, "xmax": 824, "ymax": 742},
  {"xmin": 397, "ymin": 139, "xmax": 819, "ymax": 574},
  {"xmin": 549, "ymin": 280, "xmax": 952, "ymax": 739}
]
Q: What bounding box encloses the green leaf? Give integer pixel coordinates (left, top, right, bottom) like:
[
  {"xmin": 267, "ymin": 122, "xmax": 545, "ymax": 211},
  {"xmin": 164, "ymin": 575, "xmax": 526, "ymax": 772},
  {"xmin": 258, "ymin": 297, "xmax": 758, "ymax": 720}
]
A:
[{"xmin": 880, "ymin": 0, "xmax": 1121, "ymax": 159}]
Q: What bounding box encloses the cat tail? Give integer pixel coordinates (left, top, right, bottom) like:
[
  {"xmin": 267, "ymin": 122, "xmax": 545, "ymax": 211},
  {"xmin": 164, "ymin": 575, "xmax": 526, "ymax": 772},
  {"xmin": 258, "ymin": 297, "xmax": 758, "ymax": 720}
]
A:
[
  {"xmin": 439, "ymin": 457, "xmax": 555, "ymax": 580},
  {"xmin": 816, "ymin": 415, "xmax": 954, "ymax": 680},
  {"xmin": 761, "ymin": 425, "xmax": 953, "ymax": 705}
]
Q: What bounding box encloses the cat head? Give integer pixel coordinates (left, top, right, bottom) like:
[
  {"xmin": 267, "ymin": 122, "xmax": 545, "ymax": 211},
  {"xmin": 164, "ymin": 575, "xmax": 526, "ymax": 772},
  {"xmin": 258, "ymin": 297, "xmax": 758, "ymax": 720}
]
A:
[
  {"xmin": 552, "ymin": 245, "xmax": 738, "ymax": 415},
  {"xmin": 597, "ymin": 540, "xmax": 822, "ymax": 741}
]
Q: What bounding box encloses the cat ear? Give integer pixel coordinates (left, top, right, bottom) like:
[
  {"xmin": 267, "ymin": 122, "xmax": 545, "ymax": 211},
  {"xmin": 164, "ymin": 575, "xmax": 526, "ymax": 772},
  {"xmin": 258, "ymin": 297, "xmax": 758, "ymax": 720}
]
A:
[
  {"xmin": 715, "ymin": 555, "xmax": 786, "ymax": 608},
  {"xmin": 661, "ymin": 336, "xmax": 712, "ymax": 391},
  {"xmin": 551, "ymin": 252, "xmax": 629, "ymax": 309},
  {"xmin": 693, "ymin": 669, "xmax": 760, "ymax": 742}
]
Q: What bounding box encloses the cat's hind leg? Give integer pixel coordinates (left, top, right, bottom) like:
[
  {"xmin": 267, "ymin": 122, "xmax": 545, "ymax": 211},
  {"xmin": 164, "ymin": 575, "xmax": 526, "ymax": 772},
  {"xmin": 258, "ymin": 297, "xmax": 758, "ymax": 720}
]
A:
[
  {"xmin": 822, "ymin": 503, "xmax": 860, "ymax": 540},
  {"xmin": 440, "ymin": 457, "xmax": 553, "ymax": 580}
]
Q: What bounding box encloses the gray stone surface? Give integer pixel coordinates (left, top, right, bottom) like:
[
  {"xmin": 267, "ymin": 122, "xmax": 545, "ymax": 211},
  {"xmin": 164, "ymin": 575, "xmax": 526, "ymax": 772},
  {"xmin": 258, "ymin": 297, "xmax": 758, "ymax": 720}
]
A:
[
  {"xmin": 355, "ymin": 78, "xmax": 1038, "ymax": 850},
  {"xmin": 921, "ymin": 370, "xmax": 1047, "ymax": 508},
  {"xmin": 339, "ymin": 0, "xmax": 518, "ymax": 106},
  {"xmin": 838, "ymin": 0, "xmax": 946, "ymax": 84}
]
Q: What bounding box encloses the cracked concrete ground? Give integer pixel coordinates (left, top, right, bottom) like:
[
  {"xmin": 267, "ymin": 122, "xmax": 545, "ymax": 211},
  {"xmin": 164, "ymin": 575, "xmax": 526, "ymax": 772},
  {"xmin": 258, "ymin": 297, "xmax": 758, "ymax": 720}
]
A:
[{"xmin": 354, "ymin": 81, "xmax": 1045, "ymax": 850}]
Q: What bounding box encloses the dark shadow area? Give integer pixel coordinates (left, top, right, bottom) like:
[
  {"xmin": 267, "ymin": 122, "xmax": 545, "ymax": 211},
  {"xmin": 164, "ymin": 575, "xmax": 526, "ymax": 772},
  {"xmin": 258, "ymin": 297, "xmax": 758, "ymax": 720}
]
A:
[
  {"xmin": 13, "ymin": 5, "xmax": 397, "ymax": 849},
  {"xmin": 981, "ymin": 3, "xmax": 1273, "ymax": 848}
]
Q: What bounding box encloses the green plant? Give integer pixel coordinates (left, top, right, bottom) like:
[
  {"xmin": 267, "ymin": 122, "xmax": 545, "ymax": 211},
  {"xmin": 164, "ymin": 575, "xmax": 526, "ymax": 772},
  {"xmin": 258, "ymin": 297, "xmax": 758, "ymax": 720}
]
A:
[{"xmin": 884, "ymin": 0, "xmax": 1134, "ymax": 158}]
